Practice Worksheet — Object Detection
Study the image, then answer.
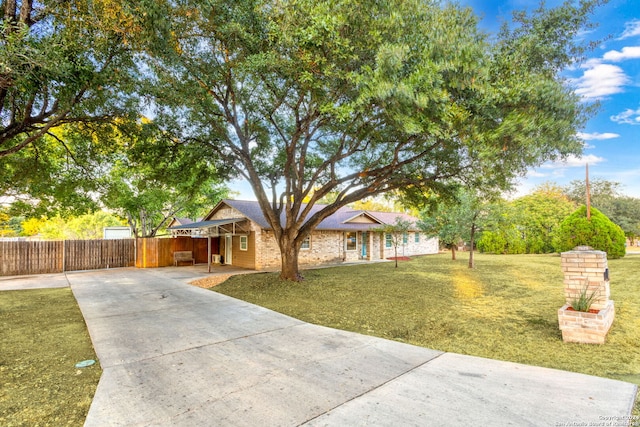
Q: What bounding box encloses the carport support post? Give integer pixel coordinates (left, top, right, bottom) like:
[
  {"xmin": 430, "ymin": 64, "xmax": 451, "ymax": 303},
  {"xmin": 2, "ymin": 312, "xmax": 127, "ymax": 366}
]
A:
[{"xmin": 207, "ymin": 236, "xmax": 211, "ymax": 273}]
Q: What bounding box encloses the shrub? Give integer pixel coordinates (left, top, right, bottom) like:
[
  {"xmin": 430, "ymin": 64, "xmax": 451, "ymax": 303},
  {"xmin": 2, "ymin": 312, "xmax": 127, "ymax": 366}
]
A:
[
  {"xmin": 553, "ymin": 206, "xmax": 626, "ymax": 258},
  {"xmin": 477, "ymin": 230, "xmax": 526, "ymax": 254}
]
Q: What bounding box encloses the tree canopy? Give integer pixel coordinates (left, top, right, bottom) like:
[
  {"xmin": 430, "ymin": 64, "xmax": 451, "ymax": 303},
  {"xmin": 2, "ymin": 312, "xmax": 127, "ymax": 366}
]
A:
[
  {"xmin": 0, "ymin": 0, "xmax": 140, "ymax": 158},
  {"xmin": 553, "ymin": 206, "xmax": 626, "ymax": 259},
  {"xmin": 127, "ymin": 0, "xmax": 599, "ymax": 280}
]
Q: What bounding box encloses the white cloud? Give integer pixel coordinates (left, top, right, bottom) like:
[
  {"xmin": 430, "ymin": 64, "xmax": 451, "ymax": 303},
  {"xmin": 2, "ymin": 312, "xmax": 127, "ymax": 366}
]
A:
[
  {"xmin": 527, "ymin": 170, "xmax": 549, "ymax": 178},
  {"xmin": 618, "ymin": 20, "xmax": 640, "ymax": 40},
  {"xmin": 602, "ymin": 46, "xmax": 640, "ymax": 62},
  {"xmin": 610, "ymin": 108, "xmax": 640, "ymax": 125},
  {"xmin": 541, "ymin": 154, "xmax": 605, "ymax": 169},
  {"xmin": 572, "ymin": 63, "xmax": 629, "ymax": 100},
  {"xmin": 577, "ymin": 132, "xmax": 620, "ymax": 141}
]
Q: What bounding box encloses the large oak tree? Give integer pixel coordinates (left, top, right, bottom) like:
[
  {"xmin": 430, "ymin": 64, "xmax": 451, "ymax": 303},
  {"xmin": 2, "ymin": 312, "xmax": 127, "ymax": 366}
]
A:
[{"xmin": 133, "ymin": 0, "xmax": 599, "ymax": 281}]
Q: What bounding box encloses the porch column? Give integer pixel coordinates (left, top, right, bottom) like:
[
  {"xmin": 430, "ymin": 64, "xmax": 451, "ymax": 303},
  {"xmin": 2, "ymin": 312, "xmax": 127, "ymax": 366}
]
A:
[{"xmin": 207, "ymin": 236, "xmax": 211, "ymax": 273}]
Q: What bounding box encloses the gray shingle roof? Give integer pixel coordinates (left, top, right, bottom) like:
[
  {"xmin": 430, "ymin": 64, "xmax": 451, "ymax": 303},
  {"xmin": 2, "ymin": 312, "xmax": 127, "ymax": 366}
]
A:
[{"xmin": 219, "ymin": 199, "xmax": 419, "ymax": 231}]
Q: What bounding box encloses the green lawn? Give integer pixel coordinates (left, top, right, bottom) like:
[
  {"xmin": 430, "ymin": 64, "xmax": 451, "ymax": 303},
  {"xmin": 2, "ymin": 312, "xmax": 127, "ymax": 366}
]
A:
[
  {"xmin": 213, "ymin": 253, "xmax": 640, "ymax": 389},
  {"xmin": 0, "ymin": 287, "xmax": 101, "ymax": 427}
]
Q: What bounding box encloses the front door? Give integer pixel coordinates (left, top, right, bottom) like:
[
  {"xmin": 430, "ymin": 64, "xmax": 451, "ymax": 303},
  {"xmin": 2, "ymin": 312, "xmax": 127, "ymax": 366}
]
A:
[
  {"xmin": 225, "ymin": 235, "xmax": 233, "ymax": 265},
  {"xmin": 361, "ymin": 232, "xmax": 368, "ymax": 259}
]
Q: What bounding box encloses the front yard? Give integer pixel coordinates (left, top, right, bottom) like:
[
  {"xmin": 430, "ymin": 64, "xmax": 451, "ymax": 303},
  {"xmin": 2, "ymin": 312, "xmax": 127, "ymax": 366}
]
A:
[{"xmin": 213, "ymin": 253, "xmax": 640, "ymax": 388}]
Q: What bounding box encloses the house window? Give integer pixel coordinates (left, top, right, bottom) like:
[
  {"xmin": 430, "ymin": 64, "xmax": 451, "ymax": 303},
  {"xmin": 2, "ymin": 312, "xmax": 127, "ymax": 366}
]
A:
[
  {"xmin": 415, "ymin": 233, "xmax": 420, "ymax": 243},
  {"xmin": 301, "ymin": 236, "xmax": 311, "ymax": 250},
  {"xmin": 346, "ymin": 232, "xmax": 357, "ymax": 251},
  {"xmin": 403, "ymin": 232, "xmax": 408, "ymax": 244},
  {"xmin": 385, "ymin": 233, "xmax": 392, "ymax": 248},
  {"xmin": 240, "ymin": 235, "xmax": 248, "ymax": 251}
]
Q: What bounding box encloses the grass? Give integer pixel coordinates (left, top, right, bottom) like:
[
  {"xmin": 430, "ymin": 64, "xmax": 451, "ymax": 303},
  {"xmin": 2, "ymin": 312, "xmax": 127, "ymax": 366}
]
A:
[
  {"xmin": 0, "ymin": 287, "xmax": 101, "ymax": 427},
  {"xmin": 213, "ymin": 252, "xmax": 640, "ymax": 414}
]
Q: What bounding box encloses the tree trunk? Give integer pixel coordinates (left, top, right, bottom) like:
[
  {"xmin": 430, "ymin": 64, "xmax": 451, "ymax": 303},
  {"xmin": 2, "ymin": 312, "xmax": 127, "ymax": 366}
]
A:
[
  {"xmin": 279, "ymin": 237, "xmax": 303, "ymax": 281},
  {"xmin": 468, "ymin": 225, "xmax": 476, "ymax": 269},
  {"xmin": 394, "ymin": 242, "xmax": 398, "ymax": 268},
  {"xmin": 451, "ymin": 244, "xmax": 456, "ymax": 260}
]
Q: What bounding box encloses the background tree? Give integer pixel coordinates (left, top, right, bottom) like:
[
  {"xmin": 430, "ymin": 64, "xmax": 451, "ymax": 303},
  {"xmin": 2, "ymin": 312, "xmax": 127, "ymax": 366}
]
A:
[
  {"xmin": 0, "ymin": 211, "xmax": 13, "ymax": 236},
  {"xmin": 133, "ymin": 0, "xmax": 599, "ymax": 280},
  {"xmin": 351, "ymin": 197, "xmax": 396, "ymax": 213},
  {"xmin": 373, "ymin": 217, "xmax": 412, "ymax": 268},
  {"xmin": 476, "ymin": 199, "xmax": 527, "ymax": 255},
  {"xmin": 564, "ymin": 178, "xmax": 621, "ymax": 218},
  {"xmin": 512, "ymin": 183, "xmax": 576, "ymax": 253},
  {"xmin": 18, "ymin": 211, "xmax": 124, "ymax": 240},
  {"xmin": 99, "ymin": 125, "xmax": 229, "ymax": 237},
  {"xmin": 65, "ymin": 211, "xmax": 124, "ymax": 239},
  {"xmin": 609, "ymin": 197, "xmax": 640, "ymax": 244},
  {"xmin": 418, "ymin": 189, "xmax": 486, "ymax": 267}
]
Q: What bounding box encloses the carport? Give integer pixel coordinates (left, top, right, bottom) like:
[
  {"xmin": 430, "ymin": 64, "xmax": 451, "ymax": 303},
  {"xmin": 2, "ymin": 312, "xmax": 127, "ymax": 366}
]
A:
[{"xmin": 169, "ymin": 218, "xmax": 250, "ymax": 272}]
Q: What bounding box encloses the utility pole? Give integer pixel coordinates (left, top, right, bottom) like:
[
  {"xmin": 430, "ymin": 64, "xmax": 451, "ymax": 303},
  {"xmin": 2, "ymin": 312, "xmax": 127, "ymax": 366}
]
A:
[{"xmin": 586, "ymin": 163, "xmax": 591, "ymax": 220}]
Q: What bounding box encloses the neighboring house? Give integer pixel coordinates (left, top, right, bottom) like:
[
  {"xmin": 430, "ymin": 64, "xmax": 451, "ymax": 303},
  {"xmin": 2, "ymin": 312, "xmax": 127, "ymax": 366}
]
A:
[{"xmin": 169, "ymin": 199, "xmax": 438, "ymax": 270}]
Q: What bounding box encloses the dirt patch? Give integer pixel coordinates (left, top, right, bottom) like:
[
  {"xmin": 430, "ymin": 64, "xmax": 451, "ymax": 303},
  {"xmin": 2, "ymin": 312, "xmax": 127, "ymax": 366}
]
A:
[
  {"xmin": 190, "ymin": 274, "xmax": 236, "ymax": 288},
  {"xmin": 386, "ymin": 256, "xmax": 411, "ymax": 261}
]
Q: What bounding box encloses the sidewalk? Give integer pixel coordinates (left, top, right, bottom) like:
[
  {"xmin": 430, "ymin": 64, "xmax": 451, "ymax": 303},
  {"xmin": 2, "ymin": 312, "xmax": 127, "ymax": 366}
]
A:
[{"xmin": 49, "ymin": 268, "xmax": 640, "ymax": 425}]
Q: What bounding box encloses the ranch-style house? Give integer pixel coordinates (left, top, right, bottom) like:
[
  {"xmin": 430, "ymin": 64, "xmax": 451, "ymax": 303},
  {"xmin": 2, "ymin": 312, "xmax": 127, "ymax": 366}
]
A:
[{"xmin": 169, "ymin": 199, "xmax": 439, "ymax": 270}]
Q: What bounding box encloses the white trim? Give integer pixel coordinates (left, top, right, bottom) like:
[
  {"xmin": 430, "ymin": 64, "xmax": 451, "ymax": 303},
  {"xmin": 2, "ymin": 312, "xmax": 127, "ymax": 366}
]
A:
[
  {"xmin": 225, "ymin": 234, "xmax": 233, "ymax": 265},
  {"xmin": 240, "ymin": 235, "xmax": 248, "ymax": 251}
]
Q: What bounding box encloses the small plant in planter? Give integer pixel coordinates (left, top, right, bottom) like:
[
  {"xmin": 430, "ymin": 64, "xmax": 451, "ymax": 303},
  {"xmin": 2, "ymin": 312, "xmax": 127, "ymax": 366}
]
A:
[{"xmin": 569, "ymin": 285, "xmax": 600, "ymax": 313}]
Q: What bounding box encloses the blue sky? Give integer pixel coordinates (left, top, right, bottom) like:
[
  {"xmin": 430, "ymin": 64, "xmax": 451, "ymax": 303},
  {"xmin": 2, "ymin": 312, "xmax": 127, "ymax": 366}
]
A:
[
  {"xmin": 232, "ymin": 0, "xmax": 640, "ymax": 201},
  {"xmin": 461, "ymin": 0, "xmax": 640, "ymax": 197}
]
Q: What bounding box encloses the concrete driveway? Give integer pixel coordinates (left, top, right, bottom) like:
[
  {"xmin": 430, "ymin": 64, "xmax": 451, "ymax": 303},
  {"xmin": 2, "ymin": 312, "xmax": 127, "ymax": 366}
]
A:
[{"xmin": 10, "ymin": 267, "xmax": 638, "ymax": 426}]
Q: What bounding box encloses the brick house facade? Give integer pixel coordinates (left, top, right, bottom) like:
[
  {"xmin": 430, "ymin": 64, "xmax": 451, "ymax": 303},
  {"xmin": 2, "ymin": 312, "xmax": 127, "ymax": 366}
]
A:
[{"xmin": 170, "ymin": 200, "xmax": 438, "ymax": 270}]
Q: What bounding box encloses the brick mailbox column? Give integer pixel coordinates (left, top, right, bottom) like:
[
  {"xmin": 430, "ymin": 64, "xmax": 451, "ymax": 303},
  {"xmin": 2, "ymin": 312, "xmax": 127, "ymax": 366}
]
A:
[{"xmin": 558, "ymin": 246, "xmax": 615, "ymax": 344}]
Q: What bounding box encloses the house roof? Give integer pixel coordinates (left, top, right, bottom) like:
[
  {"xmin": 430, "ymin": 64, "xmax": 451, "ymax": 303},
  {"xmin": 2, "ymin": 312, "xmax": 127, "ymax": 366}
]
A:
[
  {"xmin": 168, "ymin": 217, "xmax": 202, "ymax": 227},
  {"xmin": 209, "ymin": 199, "xmax": 420, "ymax": 232},
  {"xmin": 168, "ymin": 218, "xmax": 246, "ymax": 230}
]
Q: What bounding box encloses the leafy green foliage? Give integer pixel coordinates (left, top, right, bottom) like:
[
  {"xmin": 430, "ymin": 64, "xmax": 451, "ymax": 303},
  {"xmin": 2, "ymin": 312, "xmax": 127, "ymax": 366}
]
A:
[
  {"xmin": 0, "ymin": 0, "xmax": 140, "ymax": 158},
  {"xmin": 418, "ymin": 189, "xmax": 486, "ymax": 266},
  {"xmin": 553, "ymin": 206, "xmax": 626, "ymax": 258},
  {"xmin": 98, "ymin": 123, "xmax": 229, "ymax": 237},
  {"xmin": 512, "ymin": 183, "xmax": 576, "ymax": 253},
  {"xmin": 373, "ymin": 217, "xmax": 412, "ymax": 268},
  {"xmin": 476, "ymin": 199, "xmax": 526, "ymax": 254},
  {"xmin": 477, "ymin": 230, "xmax": 527, "ymax": 255},
  {"xmin": 17, "ymin": 212, "xmax": 124, "ymax": 240}
]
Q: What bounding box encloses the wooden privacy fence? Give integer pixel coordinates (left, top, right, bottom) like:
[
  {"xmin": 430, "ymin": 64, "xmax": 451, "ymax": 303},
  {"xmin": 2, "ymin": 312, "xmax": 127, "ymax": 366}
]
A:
[
  {"xmin": 0, "ymin": 239, "xmax": 135, "ymax": 276},
  {"xmin": 136, "ymin": 237, "xmax": 216, "ymax": 268}
]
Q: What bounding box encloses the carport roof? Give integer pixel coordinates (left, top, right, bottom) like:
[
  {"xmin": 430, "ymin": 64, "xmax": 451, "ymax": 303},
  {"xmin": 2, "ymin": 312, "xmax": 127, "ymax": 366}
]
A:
[{"xmin": 168, "ymin": 218, "xmax": 246, "ymax": 230}]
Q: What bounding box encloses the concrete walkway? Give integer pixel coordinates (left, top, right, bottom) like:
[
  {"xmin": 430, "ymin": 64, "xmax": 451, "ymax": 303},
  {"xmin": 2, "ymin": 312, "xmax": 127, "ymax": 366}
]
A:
[{"xmin": 6, "ymin": 267, "xmax": 638, "ymax": 426}]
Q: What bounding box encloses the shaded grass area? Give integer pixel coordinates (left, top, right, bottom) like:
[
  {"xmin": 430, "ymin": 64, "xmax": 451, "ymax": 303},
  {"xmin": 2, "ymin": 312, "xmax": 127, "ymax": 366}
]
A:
[
  {"xmin": 0, "ymin": 287, "xmax": 101, "ymax": 426},
  {"xmin": 214, "ymin": 253, "xmax": 639, "ymax": 413}
]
